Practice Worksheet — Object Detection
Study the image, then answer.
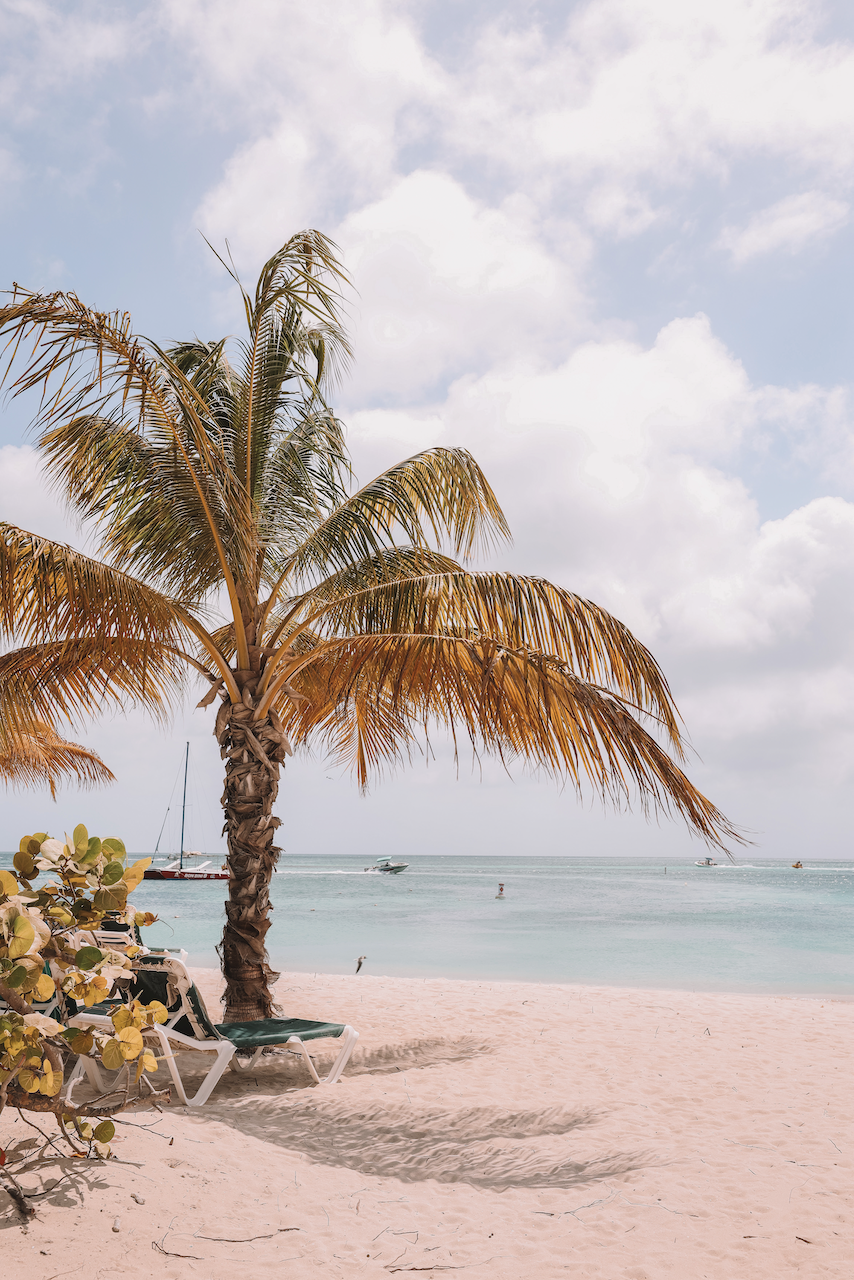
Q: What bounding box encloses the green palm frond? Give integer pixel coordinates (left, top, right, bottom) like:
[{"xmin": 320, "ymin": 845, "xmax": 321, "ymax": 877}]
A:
[{"xmin": 276, "ymin": 448, "xmax": 510, "ymax": 593}]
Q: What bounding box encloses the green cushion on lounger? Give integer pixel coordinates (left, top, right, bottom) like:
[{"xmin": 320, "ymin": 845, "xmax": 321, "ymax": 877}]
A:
[{"xmin": 214, "ymin": 1018, "xmax": 346, "ymax": 1049}]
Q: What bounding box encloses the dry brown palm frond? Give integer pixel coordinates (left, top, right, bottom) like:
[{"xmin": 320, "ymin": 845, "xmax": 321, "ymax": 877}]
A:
[
  {"xmin": 272, "ymin": 634, "xmax": 741, "ymax": 852},
  {"xmin": 0, "ymin": 720, "xmax": 114, "ymax": 797},
  {"xmin": 0, "ymin": 639, "xmax": 183, "ymax": 733},
  {"xmin": 288, "ymin": 567, "xmax": 683, "ymax": 748},
  {"xmin": 0, "ymin": 522, "xmax": 190, "ymax": 646}
]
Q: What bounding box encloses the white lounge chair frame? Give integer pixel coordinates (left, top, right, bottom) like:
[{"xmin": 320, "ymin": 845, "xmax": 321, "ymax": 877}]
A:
[{"xmin": 67, "ymin": 955, "xmax": 358, "ymax": 1107}]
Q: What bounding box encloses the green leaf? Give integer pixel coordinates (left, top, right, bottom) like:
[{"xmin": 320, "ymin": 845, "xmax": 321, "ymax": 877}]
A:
[
  {"xmin": 101, "ymin": 838, "xmax": 126, "ymax": 864},
  {"xmin": 101, "ymin": 861, "xmax": 124, "ymax": 886},
  {"xmin": 73, "ymin": 823, "xmax": 88, "ymax": 852},
  {"xmin": 74, "ymin": 946, "xmax": 104, "ymax": 971},
  {"xmin": 100, "ymin": 1038, "xmax": 125, "ymax": 1071},
  {"xmin": 93, "ymin": 1120, "xmax": 115, "ymax": 1143},
  {"xmin": 71, "ymin": 899, "xmax": 95, "ymax": 918},
  {"xmin": 13, "ymin": 851, "xmax": 36, "ymax": 877},
  {"xmin": 5, "ymin": 965, "xmax": 27, "ymax": 988},
  {"xmin": 93, "ymin": 886, "xmax": 127, "ymax": 912}
]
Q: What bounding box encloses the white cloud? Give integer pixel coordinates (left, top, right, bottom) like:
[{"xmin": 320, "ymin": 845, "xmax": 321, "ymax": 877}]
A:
[
  {"xmin": 187, "ymin": 0, "xmax": 445, "ymax": 264},
  {"xmin": 337, "ymin": 171, "xmax": 588, "ymax": 402},
  {"xmin": 0, "ymin": 446, "xmax": 79, "ymax": 544},
  {"xmin": 449, "ymin": 1, "xmax": 854, "ymax": 218},
  {"xmin": 348, "ymin": 316, "xmax": 854, "ymax": 788},
  {"xmin": 718, "ymin": 191, "xmax": 850, "ymax": 262}
]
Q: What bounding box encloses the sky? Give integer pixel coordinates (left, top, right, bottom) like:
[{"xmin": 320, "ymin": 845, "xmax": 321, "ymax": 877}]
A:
[{"xmin": 2, "ymin": 0, "xmax": 854, "ymax": 860}]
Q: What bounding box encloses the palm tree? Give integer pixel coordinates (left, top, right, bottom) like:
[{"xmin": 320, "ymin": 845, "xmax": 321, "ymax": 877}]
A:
[{"xmin": 0, "ymin": 233, "xmax": 740, "ymax": 1020}]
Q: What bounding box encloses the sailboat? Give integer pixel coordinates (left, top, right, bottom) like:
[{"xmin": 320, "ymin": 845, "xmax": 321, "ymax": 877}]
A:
[{"xmin": 143, "ymin": 743, "xmax": 228, "ymax": 881}]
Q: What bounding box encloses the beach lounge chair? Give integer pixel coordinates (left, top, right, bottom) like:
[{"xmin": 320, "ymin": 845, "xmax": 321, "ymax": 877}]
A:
[{"xmin": 67, "ymin": 954, "xmax": 359, "ymax": 1106}]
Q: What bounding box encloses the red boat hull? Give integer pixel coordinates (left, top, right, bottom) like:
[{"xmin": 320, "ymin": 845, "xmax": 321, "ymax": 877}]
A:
[{"xmin": 143, "ymin": 869, "xmax": 228, "ymax": 881}]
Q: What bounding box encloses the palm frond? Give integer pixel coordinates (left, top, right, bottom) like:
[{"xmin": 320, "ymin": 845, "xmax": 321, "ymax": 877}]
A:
[
  {"xmin": 298, "ymin": 569, "xmax": 683, "ymax": 747},
  {"xmin": 0, "ymin": 639, "xmax": 182, "ymax": 732},
  {"xmin": 273, "ymin": 634, "xmax": 741, "ymax": 852},
  {"xmin": 0, "ymin": 291, "xmax": 256, "ymax": 652},
  {"xmin": 0, "ymin": 720, "xmax": 114, "ymax": 797},
  {"xmin": 277, "ymin": 448, "xmax": 510, "ymax": 593},
  {"xmin": 0, "ymin": 523, "xmax": 191, "ymax": 646}
]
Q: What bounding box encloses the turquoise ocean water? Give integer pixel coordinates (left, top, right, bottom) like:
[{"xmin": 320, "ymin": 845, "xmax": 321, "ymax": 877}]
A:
[{"xmin": 6, "ymin": 852, "xmax": 851, "ymax": 994}]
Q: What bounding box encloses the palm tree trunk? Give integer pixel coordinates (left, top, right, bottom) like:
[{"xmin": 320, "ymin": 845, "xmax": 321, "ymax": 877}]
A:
[{"xmin": 215, "ymin": 691, "xmax": 290, "ymax": 1022}]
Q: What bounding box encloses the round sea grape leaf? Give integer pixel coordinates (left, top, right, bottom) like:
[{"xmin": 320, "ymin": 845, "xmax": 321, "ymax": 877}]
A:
[
  {"xmin": 101, "ymin": 861, "xmax": 124, "ymax": 886},
  {"xmin": 100, "ymin": 1038, "xmax": 125, "ymax": 1071},
  {"xmin": 8, "ymin": 917, "xmax": 36, "ymax": 959},
  {"xmin": 93, "ymin": 1120, "xmax": 115, "ymax": 1143},
  {"xmin": 71, "ymin": 899, "xmax": 95, "ymax": 918},
  {"xmin": 34, "ymin": 974, "xmax": 56, "ymax": 1003},
  {"xmin": 117, "ymin": 1026, "xmax": 144, "ymax": 1059},
  {"xmin": 111, "ymin": 1007, "xmax": 132, "ymax": 1032},
  {"xmin": 13, "ymin": 851, "xmax": 36, "ymax": 877},
  {"xmin": 0, "ymin": 869, "xmax": 18, "ymax": 896},
  {"xmin": 16, "ymin": 1069, "xmax": 40, "ymax": 1093},
  {"xmin": 93, "ymin": 886, "xmax": 127, "ymax": 913},
  {"xmin": 69, "ymin": 1030, "xmax": 94, "ymax": 1056},
  {"xmin": 72, "ymin": 824, "xmax": 88, "ymax": 852},
  {"xmin": 5, "ymin": 965, "xmax": 27, "ymax": 988},
  {"xmin": 102, "ymin": 838, "xmax": 126, "ymax": 863},
  {"xmin": 145, "ymin": 1000, "xmax": 169, "ymax": 1025},
  {"xmin": 74, "ymin": 946, "xmax": 104, "ymax": 972}
]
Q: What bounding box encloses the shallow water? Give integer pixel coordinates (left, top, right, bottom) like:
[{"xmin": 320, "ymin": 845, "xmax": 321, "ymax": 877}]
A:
[{"xmin": 6, "ymin": 851, "xmax": 850, "ymax": 994}]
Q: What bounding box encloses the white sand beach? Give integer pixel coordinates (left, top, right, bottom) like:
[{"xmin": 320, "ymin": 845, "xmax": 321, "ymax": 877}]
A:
[{"xmin": 2, "ymin": 969, "xmax": 851, "ymax": 1278}]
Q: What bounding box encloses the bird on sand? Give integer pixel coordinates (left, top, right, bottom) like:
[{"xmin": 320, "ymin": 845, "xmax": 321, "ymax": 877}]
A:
[{"xmin": 355, "ymin": 955, "xmax": 367, "ymax": 974}]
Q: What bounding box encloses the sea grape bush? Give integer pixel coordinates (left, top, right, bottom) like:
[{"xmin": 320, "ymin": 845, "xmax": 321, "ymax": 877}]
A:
[{"xmin": 0, "ymin": 824, "xmax": 169, "ymax": 1170}]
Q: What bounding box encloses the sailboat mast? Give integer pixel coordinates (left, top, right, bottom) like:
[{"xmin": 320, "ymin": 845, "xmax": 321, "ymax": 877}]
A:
[{"xmin": 179, "ymin": 741, "xmax": 189, "ymax": 872}]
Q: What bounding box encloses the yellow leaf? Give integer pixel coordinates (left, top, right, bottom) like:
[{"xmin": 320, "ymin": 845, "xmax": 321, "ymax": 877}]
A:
[
  {"xmin": 117, "ymin": 1026, "xmax": 144, "ymax": 1060},
  {"xmin": 34, "ymin": 974, "xmax": 56, "ymax": 1003},
  {"xmin": 68, "ymin": 1030, "xmax": 94, "ymax": 1056},
  {"xmin": 8, "ymin": 916, "xmax": 36, "ymax": 959},
  {"xmin": 111, "ymin": 1007, "xmax": 133, "ymax": 1032},
  {"xmin": 0, "ymin": 869, "xmax": 17, "ymax": 896},
  {"xmin": 17, "ymin": 1069, "xmax": 40, "ymax": 1093},
  {"xmin": 100, "ymin": 1038, "xmax": 125, "ymax": 1071},
  {"xmin": 144, "ymin": 1000, "xmax": 169, "ymax": 1025}
]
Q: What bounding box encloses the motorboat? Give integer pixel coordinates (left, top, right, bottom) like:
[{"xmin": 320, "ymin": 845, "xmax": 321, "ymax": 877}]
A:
[
  {"xmin": 364, "ymin": 856, "xmax": 408, "ymax": 874},
  {"xmin": 694, "ymin": 856, "xmax": 718, "ymax": 867},
  {"xmin": 792, "ymin": 861, "xmax": 803, "ymax": 869}
]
